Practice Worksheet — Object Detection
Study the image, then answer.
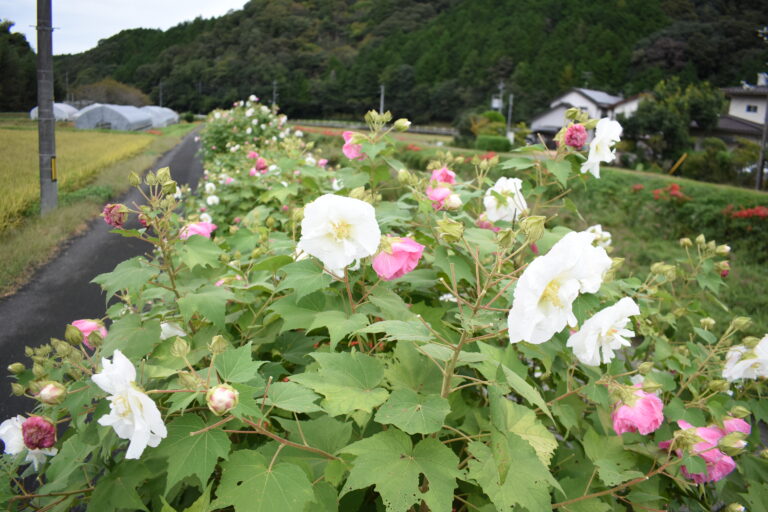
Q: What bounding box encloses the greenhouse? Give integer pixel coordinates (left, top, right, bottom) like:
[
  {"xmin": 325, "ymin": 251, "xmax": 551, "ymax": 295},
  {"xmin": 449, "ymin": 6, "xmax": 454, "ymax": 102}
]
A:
[
  {"xmin": 28, "ymin": 103, "xmax": 79, "ymax": 121},
  {"xmin": 74, "ymin": 103, "xmax": 153, "ymax": 131},
  {"xmin": 140, "ymin": 106, "xmax": 179, "ymax": 128}
]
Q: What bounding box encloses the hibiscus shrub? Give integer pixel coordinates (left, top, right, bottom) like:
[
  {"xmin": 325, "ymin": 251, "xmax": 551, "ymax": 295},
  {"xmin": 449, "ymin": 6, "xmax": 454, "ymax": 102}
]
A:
[{"xmin": 2, "ymin": 101, "xmax": 767, "ymax": 512}]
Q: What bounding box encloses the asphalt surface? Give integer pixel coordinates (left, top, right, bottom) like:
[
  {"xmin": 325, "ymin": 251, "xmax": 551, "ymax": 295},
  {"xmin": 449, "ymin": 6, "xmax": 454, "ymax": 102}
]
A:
[{"xmin": 0, "ymin": 129, "xmax": 203, "ymax": 418}]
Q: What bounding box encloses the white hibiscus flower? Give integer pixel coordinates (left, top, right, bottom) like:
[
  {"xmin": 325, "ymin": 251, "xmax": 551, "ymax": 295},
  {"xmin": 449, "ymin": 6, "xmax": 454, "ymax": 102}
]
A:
[
  {"xmin": 508, "ymin": 231, "xmax": 612, "ymax": 344},
  {"xmin": 580, "ymin": 118, "xmax": 622, "ymax": 178},
  {"xmin": 483, "ymin": 177, "xmax": 527, "ymax": 222},
  {"xmin": 92, "ymin": 350, "xmax": 167, "ymax": 459},
  {"xmin": 297, "ymin": 194, "xmax": 381, "ymax": 277},
  {"xmin": 566, "ymin": 297, "xmax": 640, "ymax": 366},
  {"xmin": 722, "ymin": 335, "xmax": 768, "ymax": 382},
  {"xmin": 206, "ymin": 195, "xmax": 220, "ymax": 206},
  {"xmin": 586, "ymin": 224, "xmax": 612, "ymax": 249}
]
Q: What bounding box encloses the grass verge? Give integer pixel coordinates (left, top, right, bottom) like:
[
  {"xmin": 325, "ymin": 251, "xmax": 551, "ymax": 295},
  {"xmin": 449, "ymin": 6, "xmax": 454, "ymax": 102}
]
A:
[{"xmin": 0, "ymin": 123, "xmax": 197, "ymax": 296}]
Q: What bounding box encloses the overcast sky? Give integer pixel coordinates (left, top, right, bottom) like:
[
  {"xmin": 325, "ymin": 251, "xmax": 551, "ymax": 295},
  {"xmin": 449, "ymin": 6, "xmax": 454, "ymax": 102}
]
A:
[{"xmin": 1, "ymin": 0, "xmax": 249, "ymax": 55}]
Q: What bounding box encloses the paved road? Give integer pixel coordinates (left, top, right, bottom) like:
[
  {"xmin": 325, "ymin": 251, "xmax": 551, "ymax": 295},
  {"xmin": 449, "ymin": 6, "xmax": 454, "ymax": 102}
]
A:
[{"xmin": 0, "ymin": 130, "xmax": 203, "ymax": 418}]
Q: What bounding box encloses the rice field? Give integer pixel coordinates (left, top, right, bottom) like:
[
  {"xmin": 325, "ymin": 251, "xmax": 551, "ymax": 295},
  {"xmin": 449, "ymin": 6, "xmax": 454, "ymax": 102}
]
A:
[{"xmin": 0, "ymin": 124, "xmax": 153, "ymax": 231}]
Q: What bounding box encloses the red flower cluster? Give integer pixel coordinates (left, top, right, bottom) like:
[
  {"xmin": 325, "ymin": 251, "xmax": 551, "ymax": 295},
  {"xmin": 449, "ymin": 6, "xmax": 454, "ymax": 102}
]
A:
[
  {"xmin": 730, "ymin": 205, "xmax": 768, "ymax": 219},
  {"xmin": 406, "ymin": 144, "xmax": 422, "ymax": 152},
  {"xmin": 479, "ymin": 151, "xmax": 497, "ymax": 160},
  {"xmin": 631, "ymin": 184, "xmax": 645, "ymax": 192},
  {"xmin": 652, "ymin": 183, "xmax": 687, "ymax": 201}
]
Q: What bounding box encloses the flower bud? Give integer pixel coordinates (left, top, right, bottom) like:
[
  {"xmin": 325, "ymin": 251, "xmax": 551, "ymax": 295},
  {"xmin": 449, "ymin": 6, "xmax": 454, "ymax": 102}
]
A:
[
  {"xmin": 22, "ymin": 416, "xmax": 57, "ymax": 449},
  {"xmin": 397, "ymin": 168, "xmax": 412, "ymax": 184},
  {"xmin": 128, "ymin": 171, "xmax": 142, "ymax": 187},
  {"xmin": 394, "ymin": 118, "xmax": 411, "ymax": 131},
  {"xmin": 679, "ymin": 237, "xmax": 692, "ymax": 248},
  {"xmin": 716, "ymin": 244, "xmax": 731, "ymax": 256},
  {"xmin": 11, "ymin": 383, "xmax": 25, "ymax": 396},
  {"xmin": 521, "ymin": 216, "xmax": 546, "ymax": 244},
  {"xmin": 496, "ymin": 228, "xmax": 516, "ymax": 249},
  {"xmin": 742, "ymin": 336, "xmax": 760, "ymax": 348},
  {"xmin": 730, "ymin": 317, "xmax": 752, "ymax": 332},
  {"xmin": 32, "ymin": 363, "xmax": 47, "ymax": 379},
  {"xmin": 170, "ymin": 337, "xmax": 190, "ymax": 359},
  {"xmin": 291, "ymin": 207, "xmax": 304, "ymax": 223},
  {"xmin": 162, "ymin": 180, "xmax": 178, "ymax": 195},
  {"xmin": 178, "ymin": 371, "xmax": 201, "ymax": 391},
  {"xmin": 725, "ymin": 504, "xmax": 746, "ymax": 512},
  {"xmin": 206, "ymin": 384, "xmax": 239, "ymax": 416},
  {"xmin": 87, "ymin": 329, "xmax": 103, "ymax": 348},
  {"xmin": 64, "ymin": 324, "xmax": 84, "ymax": 346},
  {"xmin": 436, "ymin": 217, "xmax": 464, "ymax": 243},
  {"xmin": 760, "ymin": 448, "xmax": 768, "ymax": 459},
  {"xmin": 729, "ymin": 406, "xmax": 751, "ymax": 419},
  {"xmin": 38, "ymin": 381, "xmax": 66, "ymax": 405},
  {"xmin": 208, "ymin": 335, "xmax": 229, "ymax": 355},
  {"xmin": 699, "ymin": 317, "xmax": 716, "ymax": 330},
  {"xmin": 718, "ymin": 432, "xmax": 748, "ymax": 456},
  {"xmin": 695, "ymin": 234, "xmax": 706, "ymax": 246},
  {"xmin": 444, "ymin": 194, "xmax": 462, "ymax": 210},
  {"xmin": 641, "ymin": 379, "xmax": 663, "ymax": 394},
  {"xmin": 156, "ymin": 167, "xmax": 172, "ymax": 183},
  {"xmin": 708, "ymin": 379, "xmax": 729, "ymax": 393},
  {"xmin": 671, "ymin": 426, "xmax": 701, "ymax": 451},
  {"xmin": 638, "ymin": 362, "xmax": 654, "ymax": 375},
  {"xmin": 715, "ymin": 261, "xmax": 730, "ymax": 272},
  {"xmin": 7, "ymin": 363, "xmax": 25, "ymax": 375}
]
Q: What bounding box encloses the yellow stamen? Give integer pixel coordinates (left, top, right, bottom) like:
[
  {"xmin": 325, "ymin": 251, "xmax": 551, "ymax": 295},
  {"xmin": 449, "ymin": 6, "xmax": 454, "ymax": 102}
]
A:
[
  {"xmin": 540, "ymin": 281, "xmax": 562, "ymax": 308},
  {"xmin": 331, "ymin": 220, "xmax": 351, "ymax": 241}
]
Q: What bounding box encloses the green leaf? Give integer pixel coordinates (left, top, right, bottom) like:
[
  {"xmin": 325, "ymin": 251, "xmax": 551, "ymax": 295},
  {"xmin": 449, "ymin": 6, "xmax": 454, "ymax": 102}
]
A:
[
  {"xmin": 341, "ymin": 429, "xmax": 461, "ymax": 512},
  {"xmin": 582, "ymin": 428, "xmax": 644, "ymax": 487},
  {"xmin": 278, "ymin": 415, "xmax": 353, "ymax": 456},
  {"xmin": 546, "ymin": 160, "xmax": 571, "ymax": 187},
  {"xmin": 357, "ymin": 320, "xmax": 432, "ymax": 342},
  {"xmin": 276, "ymin": 259, "xmax": 333, "ymax": 300},
  {"xmin": 385, "ymin": 341, "xmax": 443, "ymax": 394},
  {"xmin": 433, "ymin": 246, "xmax": 474, "ymax": 285},
  {"xmin": 309, "ymin": 310, "xmax": 369, "ymax": 351},
  {"xmin": 467, "ymin": 431, "xmax": 556, "ymax": 512},
  {"xmin": 155, "ymin": 415, "xmax": 231, "ymax": 494},
  {"xmin": 179, "ymin": 235, "xmax": 223, "ymax": 269},
  {"xmin": 87, "ymin": 460, "xmax": 152, "ymax": 512},
  {"xmin": 178, "ymin": 284, "xmax": 235, "ymax": 329},
  {"xmin": 181, "ymin": 484, "xmax": 211, "ymax": 512},
  {"xmin": 693, "ymin": 327, "xmax": 718, "ymax": 344},
  {"xmin": 291, "ymin": 352, "xmax": 389, "ymax": 416},
  {"xmin": 499, "ymin": 156, "xmax": 535, "ymax": 170},
  {"xmin": 210, "ymin": 450, "xmax": 314, "ymax": 512},
  {"xmin": 374, "ymin": 389, "xmax": 450, "ymax": 435},
  {"xmin": 419, "ymin": 343, "xmax": 487, "ymax": 365},
  {"xmin": 92, "ymin": 256, "xmax": 157, "ymax": 299},
  {"xmin": 251, "ymin": 254, "xmax": 293, "ymax": 273},
  {"xmin": 499, "ymin": 364, "xmax": 553, "ymax": 421},
  {"xmin": 503, "ymin": 401, "xmax": 558, "ymax": 465},
  {"xmin": 270, "ymin": 292, "xmax": 327, "ymax": 332},
  {"xmin": 101, "ymin": 316, "xmax": 161, "ymax": 360},
  {"xmin": 265, "ymin": 381, "xmax": 323, "ymax": 413},
  {"xmin": 214, "ymin": 342, "xmax": 266, "ymax": 383}
]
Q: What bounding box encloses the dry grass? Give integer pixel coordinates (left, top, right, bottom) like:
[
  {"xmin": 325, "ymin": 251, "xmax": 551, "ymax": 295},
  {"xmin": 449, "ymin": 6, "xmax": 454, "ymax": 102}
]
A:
[
  {"xmin": 0, "ymin": 123, "xmax": 197, "ymax": 295},
  {"xmin": 0, "ymin": 127, "xmax": 153, "ymax": 231}
]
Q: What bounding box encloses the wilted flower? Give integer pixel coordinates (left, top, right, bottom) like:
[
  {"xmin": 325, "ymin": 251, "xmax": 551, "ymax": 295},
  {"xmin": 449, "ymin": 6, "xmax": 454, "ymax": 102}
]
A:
[
  {"xmin": 180, "ymin": 221, "xmax": 217, "ymax": 240},
  {"xmin": 71, "ymin": 319, "xmax": 107, "ymax": 350},
  {"xmin": 0, "ymin": 416, "xmax": 57, "ymax": 471},
  {"xmin": 483, "ymin": 177, "xmax": 527, "ymax": 223},
  {"xmin": 342, "ymin": 131, "xmax": 364, "ymax": 160},
  {"xmin": 206, "ymin": 384, "xmax": 239, "ymax": 416},
  {"xmin": 611, "ymin": 385, "xmax": 664, "ymax": 435},
  {"xmin": 372, "ymin": 236, "xmax": 425, "ymax": 281},
  {"xmin": 102, "ymin": 203, "xmax": 128, "ymax": 228},
  {"xmin": 297, "ymin": 194, "xmax": 381, "ymax": 277},
  {"xmin": 567, "ymin": 297, "xmax": 640, "ymax": 366},
  {"xmin": 564, "ymin": 123, "xmax": 588, "ymax": 149},
  {"xmin": 426, "ymin": 185, "xmax": 452, "ymax": 210},
  {"xmin": 21, "ymin": 416, "xmax": 56, "ymax": 450},
  {"xmin": 580, "ymin": 118, "xmax": 622, "ymax": 178},
  {"xmin": 508, "ymin": 231, "xmax": 612, "ymax": 344},
  {"xmin": 92, "ymin": 349, "xmax": 167, "ymax": 459},
  {"xmin": 722, "ymin": 335, "xmax": 768, "ymax": 381}
]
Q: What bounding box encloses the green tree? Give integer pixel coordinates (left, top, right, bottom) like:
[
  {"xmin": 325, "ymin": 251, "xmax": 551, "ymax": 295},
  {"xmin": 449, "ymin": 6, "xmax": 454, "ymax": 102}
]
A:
[{"xmin": 0, "ymin": 20, "xmax": 36, "ymax": 111}]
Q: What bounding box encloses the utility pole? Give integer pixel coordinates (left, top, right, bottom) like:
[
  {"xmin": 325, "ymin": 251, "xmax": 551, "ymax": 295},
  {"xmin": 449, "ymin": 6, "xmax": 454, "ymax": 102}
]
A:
[
  {"xmin": 506, "ymin": 93, "xmax": 514, "ymax": 135},
  {"xmin": 379, "ymin": 84, "xmax": 385, "ymax": 114},
  {"xmin": 272, "ymin": 79, "xmax": 278, "ymax": 106},
  {"xmin": 158, "ymin": 82, "xmax": 163, "ymax": 107},
  {"xmin": 756, "ymin": 88, "xmax": 768, "ymax": 190},
  {"xmin": 37, "ymin": 0, "xmax": 57, "ymax": 214}
]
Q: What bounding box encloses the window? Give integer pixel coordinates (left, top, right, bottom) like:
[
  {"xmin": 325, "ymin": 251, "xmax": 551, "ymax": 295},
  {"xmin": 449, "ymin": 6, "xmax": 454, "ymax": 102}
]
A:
[{"xmin": 746, "ymin": 104, "xmax": 758, "ymax": 113}]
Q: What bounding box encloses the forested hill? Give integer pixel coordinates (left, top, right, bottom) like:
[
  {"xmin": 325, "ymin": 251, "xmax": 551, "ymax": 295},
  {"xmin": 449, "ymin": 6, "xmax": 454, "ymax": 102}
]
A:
[{"xmin": 41, "ymin": 0, "xmax": 768, "ymax": 122}]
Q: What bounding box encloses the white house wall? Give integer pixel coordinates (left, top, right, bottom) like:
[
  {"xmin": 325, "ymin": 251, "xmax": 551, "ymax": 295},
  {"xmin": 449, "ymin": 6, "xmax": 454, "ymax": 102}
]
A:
[
  {"xmin": 549, "ymin": 91, "xmax": 602, "ymax": 118},
  {"xmin": 531, "ymin": 105, "xmax": 569, "ymax": 133},
  {"xmin": 728, "ymin": 97, "xmax": 766, "ymax": 125},
  {"xmin": 611, "ymin": 98, "xmax": 641, "ymax": 119}
]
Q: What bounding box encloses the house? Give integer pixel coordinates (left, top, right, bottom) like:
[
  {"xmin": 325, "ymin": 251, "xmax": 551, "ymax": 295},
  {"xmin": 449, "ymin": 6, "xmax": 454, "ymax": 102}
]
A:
[
  {"xmin": 722, "ymin": 75, "xmax": 767, "ymax": 126},
  {"xmin": 530, "ymin": 88, "xmax": 630, "ymax": 138}
]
